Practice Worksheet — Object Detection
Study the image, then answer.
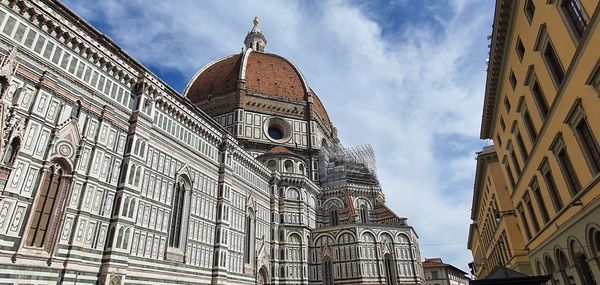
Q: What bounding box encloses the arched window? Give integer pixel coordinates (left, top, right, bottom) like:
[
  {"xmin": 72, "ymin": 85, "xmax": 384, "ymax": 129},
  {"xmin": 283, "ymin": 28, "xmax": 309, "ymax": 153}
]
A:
[
  {"xmin": 359, "ymin": 205, "xmax": 368, "ymax": 223},
  {"xmin": 26, "ymin": 163, "xmax": 70, "ymax": 249},
  {"xmin": 284, "ymin": 160, "xmax": 293, "ymax": 173},
  {"xmin": 244, "ymin": 208, "xmax": 256, "ymax": 264},
  {"xmin": 3, "ymin": 137, "xmax": 20, "ymax": 165},
  {"xmin": 128, "ymin": 199, "xmax": 136, "ymax": 218},
  {"xmin": 169, "ymin": 179, "xmax": 186, "ymax": 248},
  {"xmin": 123, "ymin": 228, "xmax": 131, "ymax": 249},
  {"xmin": 116, "ymin": 226, "xmax": 124, "ymax": 248},
  {"xmin": 287, "ymin": 188, "xmax": 300, "ymax": 200},
  {"xmin": 322, "ymin": 257, "xmax": 334, "ymax": 285},
  {"xmin": 299, "ymin": 163, "xmax": 305, "ymax": 175},
  {"xmin": 280, "ymin": 266, "xmax": 285, "ymax": 278},
  {"xmin": 133, "ymin": 138, "xmax": 141, "ymax": 155},
  {"xmin": 570, "ymin": 239, "xmax": 596, "ymax": 285},
  {"xmin": 329, "ymin": 208, "xmax": 339, "ymax": 226},
  {"xmin": 267, "ymin": 160, "xmax": 277, "ymax": 171},
  {"xmin": 384, "ymin": 253, "xmax": 398, "ymax": 285},
  {"xmin": 590, "ymin": 227, "xmax": 600, "ymax": 257},
  {"xmin": 127, "ymin": 164, "xmax": 136, "ymax": 185},
  {"xmin": 134, "ymin": 166, "xmax": 142, "ymax": 186},
  {"xmin": 122, "ymin": 196, "xmax": 130, "ymax": 216},
  {"xmin": 556, "ymin": 249, "xmax": 576, "ymax": 285},
  {"xmin": 545, "ymin": 256, "xmax": 560, "ymax": 285}
]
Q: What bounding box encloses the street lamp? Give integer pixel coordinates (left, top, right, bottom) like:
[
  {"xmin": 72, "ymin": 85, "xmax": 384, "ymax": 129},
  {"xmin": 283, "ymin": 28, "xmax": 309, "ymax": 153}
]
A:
[{"xmin": 494, "ymin": 210, "xmax": 516, "ymax": 223}]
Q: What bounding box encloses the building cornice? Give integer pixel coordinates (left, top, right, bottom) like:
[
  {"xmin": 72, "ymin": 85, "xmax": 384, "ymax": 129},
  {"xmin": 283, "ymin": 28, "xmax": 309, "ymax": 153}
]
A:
[{"xmin": 480, "ymin": 0, "xmax": 517, "ymax": 139}]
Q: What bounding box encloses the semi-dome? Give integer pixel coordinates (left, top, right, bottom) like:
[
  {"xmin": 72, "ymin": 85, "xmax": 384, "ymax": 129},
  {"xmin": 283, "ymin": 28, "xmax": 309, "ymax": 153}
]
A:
[{"xmin": 183, "ymin": 19, "xmax": 331, "ymax": 127}]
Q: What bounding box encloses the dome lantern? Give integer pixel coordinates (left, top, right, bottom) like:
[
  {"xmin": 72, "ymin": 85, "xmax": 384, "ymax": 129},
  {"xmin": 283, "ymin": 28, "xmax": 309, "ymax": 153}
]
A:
[{"xmin": 244, "ymin": 17, "xmax": 267, "ymax": 52}]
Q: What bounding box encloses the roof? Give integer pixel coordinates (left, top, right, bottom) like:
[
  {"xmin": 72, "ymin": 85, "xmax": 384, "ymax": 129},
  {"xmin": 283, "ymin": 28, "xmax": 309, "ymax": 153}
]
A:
[
  {"xmin": 422, "ymin": 258, "xmax": 469, "ymax": 275},
  {"xmin": 471, "ymin": 267, "xmax": 550, "ymax": 285},
  {"xmin": 184, "ymin": 49, "xmax": 332, "ymax": 126}
]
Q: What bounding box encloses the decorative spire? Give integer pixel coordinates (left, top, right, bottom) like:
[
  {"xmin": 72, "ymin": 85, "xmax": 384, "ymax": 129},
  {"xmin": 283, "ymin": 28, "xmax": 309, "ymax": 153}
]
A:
[{"xmin": 244, "ymin": 17, "xmax": 267, "ymax": 52}]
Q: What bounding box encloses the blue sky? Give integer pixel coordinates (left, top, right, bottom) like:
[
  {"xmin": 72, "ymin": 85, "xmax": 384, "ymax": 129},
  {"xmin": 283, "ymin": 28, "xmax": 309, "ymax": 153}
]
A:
[{"xmin": 64, "ymin": 0, "xmax": 495, "ymax": 273}]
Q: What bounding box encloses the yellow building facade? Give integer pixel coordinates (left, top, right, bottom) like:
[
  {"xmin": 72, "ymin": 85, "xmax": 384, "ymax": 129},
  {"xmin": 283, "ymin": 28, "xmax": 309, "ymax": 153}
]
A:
[{"xmin": 470, "ymin": 0, "xmax": 600, "ymax": 284}]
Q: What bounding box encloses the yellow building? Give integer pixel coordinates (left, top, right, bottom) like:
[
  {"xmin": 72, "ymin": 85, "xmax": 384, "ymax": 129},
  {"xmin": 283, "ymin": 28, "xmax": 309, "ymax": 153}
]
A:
[
  {"xmin": 468, "ymin": 146, "xmax": 532, "ymax": 278},
  {"xmin": 470, "ymin": 0, "xmax": 600, "ymax": 284}
]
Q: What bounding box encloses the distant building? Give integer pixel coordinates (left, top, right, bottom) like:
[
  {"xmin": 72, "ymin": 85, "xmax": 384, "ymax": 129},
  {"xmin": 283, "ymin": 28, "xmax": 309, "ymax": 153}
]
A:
[
  {"xmin": 422, "ymin": 258, "xmax": 469, "ymax": 285},
  {"xmin": 470, "ymin": 0, "xmax": 600, "ymax": 284}
]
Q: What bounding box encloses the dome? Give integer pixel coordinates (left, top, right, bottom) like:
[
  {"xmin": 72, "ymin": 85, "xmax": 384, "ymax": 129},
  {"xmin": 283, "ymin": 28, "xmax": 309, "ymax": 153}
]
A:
[{"xmin": 183, "ymin": 20, "xmax": 331, "ymax": 127}]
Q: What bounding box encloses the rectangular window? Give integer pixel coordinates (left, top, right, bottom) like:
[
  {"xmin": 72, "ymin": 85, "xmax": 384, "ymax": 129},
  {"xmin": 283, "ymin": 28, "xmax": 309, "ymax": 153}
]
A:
[
  {"xmin": 505, "ymin": 162, "xmax": 516, "ymax": 188},
  {"xmin": 33, "ymin": 36, "xmax": 46, "ymax": 54},
  {"xmin": 510, "ymin": 71, "xmax": 517, "ymax": 91},
  {"xmin": 531, "ymin": 178, "xmax": 550, "ymax": 224},
  {"xmin": 13, "ymin": 23, "xmax": 26, "ymax": 42},
  {"xmin": 524, "ymin": 192, "xmax": 540, "ymax": 233},
  {"xmin": 523, "ymin": 109, "xmax": 538, "ymax": 142},
  {"xmin": 517, "ymin": 203, "xmax": 532, "ymax": 240},
  {"xmin": 60, "ymin": 53, "xmax": 71, "ymax": 69},
  {"xmin": 516, "ymin": 132, "xmax": 528, "ymax": 161},
  {"xmin": 51, "ymin": 47, "xmax": 62, "ymax": 65},
  {"xmin": 516, "ymin": 38, "xmax": 525, "ymax": 61},
  {"xmin": 76, "ymin": 62, "xmax": 85, "ymax": 79},
  {"xmin": 68, "ymin": 58, "xmax": 78, "ymax": 74},
  {"xmin": 544, "ymin": 43, "xmax": 565, "ymax": 85},
  {"xmin": 42, "ymin": 42, "xmax": 54, "ymax": 59},
  {"xmin": 83, "ymin": 66, "xmax": 92, "ymax": 82},
  {"xmin": 510, "ymin": 149, "xmax": 522, "ymax": 177},
  {"xmin": 2, "ymin": 16, "xmax": 16, "ymax": 36},
  {"xmin": 525, "ymin": 0, "xmax": 535, "ymax": 23},
  {"xmin": 24, "ymin": 29, "xmax": 36, "ymax": 48},
  {"xmin": 556, "ymin": 148, "xmax": 581, "ymax": 195},
  {"xmin": 91, "ymin": 71, "xmax": 99, "ymax": 86},
  {"xmin": 541, "ymin": 163, "xmax": 564, "ymax": 212},
  {"xmin": 97, "ymin": 75, "xmax": 106, "ymax": 90},
  {"xmin": 575, "ymin": 119, "xmax": 600, "ymax": 175},
  {"xmin": 531, "ymin": 79, "xmax": 549, "ymax": 117},
  {"xmin": 561, "ymin": 0, "xmax": 588, "ymax": 40}
]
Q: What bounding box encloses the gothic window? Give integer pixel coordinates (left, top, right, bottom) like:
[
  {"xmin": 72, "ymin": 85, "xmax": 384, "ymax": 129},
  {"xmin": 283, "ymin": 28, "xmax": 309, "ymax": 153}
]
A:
[
  {"xmin": 169, "ymin": 179, "xmax": 186, "ymax": 248},
  {"xmin": 384, "ymin": 254, "xmax": 398, "ymax": 285},
  {"xmin": 329, "ymin": 208, "xmax": 339, "ymax": 226},
  {"xmin": 244, "ymin": 208, "xmax": 256, "ymax": 264},
  {"xmin": 128, "ymin": 199, "xmax": 136, "ymax": 218},
  {"xmin": 3, "ymin": 137, "xmax": 20, "ymax": 165},
  {"xmin": 26, "ymin": 162, "xmax": 71, "ymax": 249},
  {"xmin": 322, "ymin": 257, "xmax": 334, "ymax": 285}
]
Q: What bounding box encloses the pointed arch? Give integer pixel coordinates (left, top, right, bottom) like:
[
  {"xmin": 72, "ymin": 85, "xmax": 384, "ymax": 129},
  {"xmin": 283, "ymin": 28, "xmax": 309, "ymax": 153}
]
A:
[
  {"xmin": 25, "ymin": 158, "xmax": 72, "ymax": 251},
  {"xmin": 169, "ymin": 175, "xmax": 190, "ymax": 248}
]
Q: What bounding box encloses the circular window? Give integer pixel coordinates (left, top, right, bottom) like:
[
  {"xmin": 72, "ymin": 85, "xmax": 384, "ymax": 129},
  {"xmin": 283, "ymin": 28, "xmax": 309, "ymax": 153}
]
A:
[
  {"xmin": 268, "ymin": 127, "xmax": 283, "ymax": 140},
  {"xmin": 264, "ymin": 117, "xmax": 292, "ymax": 143}
]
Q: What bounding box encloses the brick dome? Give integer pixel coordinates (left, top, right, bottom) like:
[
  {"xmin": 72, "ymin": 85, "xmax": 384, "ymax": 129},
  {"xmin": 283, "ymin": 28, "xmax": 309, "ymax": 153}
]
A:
[{"xmin": 183, "ymin": 49, "xmax": 331, "ymax": 126}]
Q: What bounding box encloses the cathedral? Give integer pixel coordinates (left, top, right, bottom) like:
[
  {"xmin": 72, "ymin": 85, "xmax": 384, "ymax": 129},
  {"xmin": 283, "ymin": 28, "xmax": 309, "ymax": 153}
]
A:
[{"xmin": 0, "ymin": 1, "xmax": 424, "ymax": 284}]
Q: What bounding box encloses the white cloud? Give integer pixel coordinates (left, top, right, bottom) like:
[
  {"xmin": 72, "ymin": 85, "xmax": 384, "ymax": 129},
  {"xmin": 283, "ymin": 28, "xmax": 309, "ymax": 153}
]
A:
[{"xmin": 65, "ymin": 0, "xmax": 494, "ymax": 272}]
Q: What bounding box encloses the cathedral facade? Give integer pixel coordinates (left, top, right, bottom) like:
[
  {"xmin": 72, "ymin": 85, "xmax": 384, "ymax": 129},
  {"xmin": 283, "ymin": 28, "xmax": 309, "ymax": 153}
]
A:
[{"xmin": 0, "ymin": 1, "xmax": 424, "ymax": 284}]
